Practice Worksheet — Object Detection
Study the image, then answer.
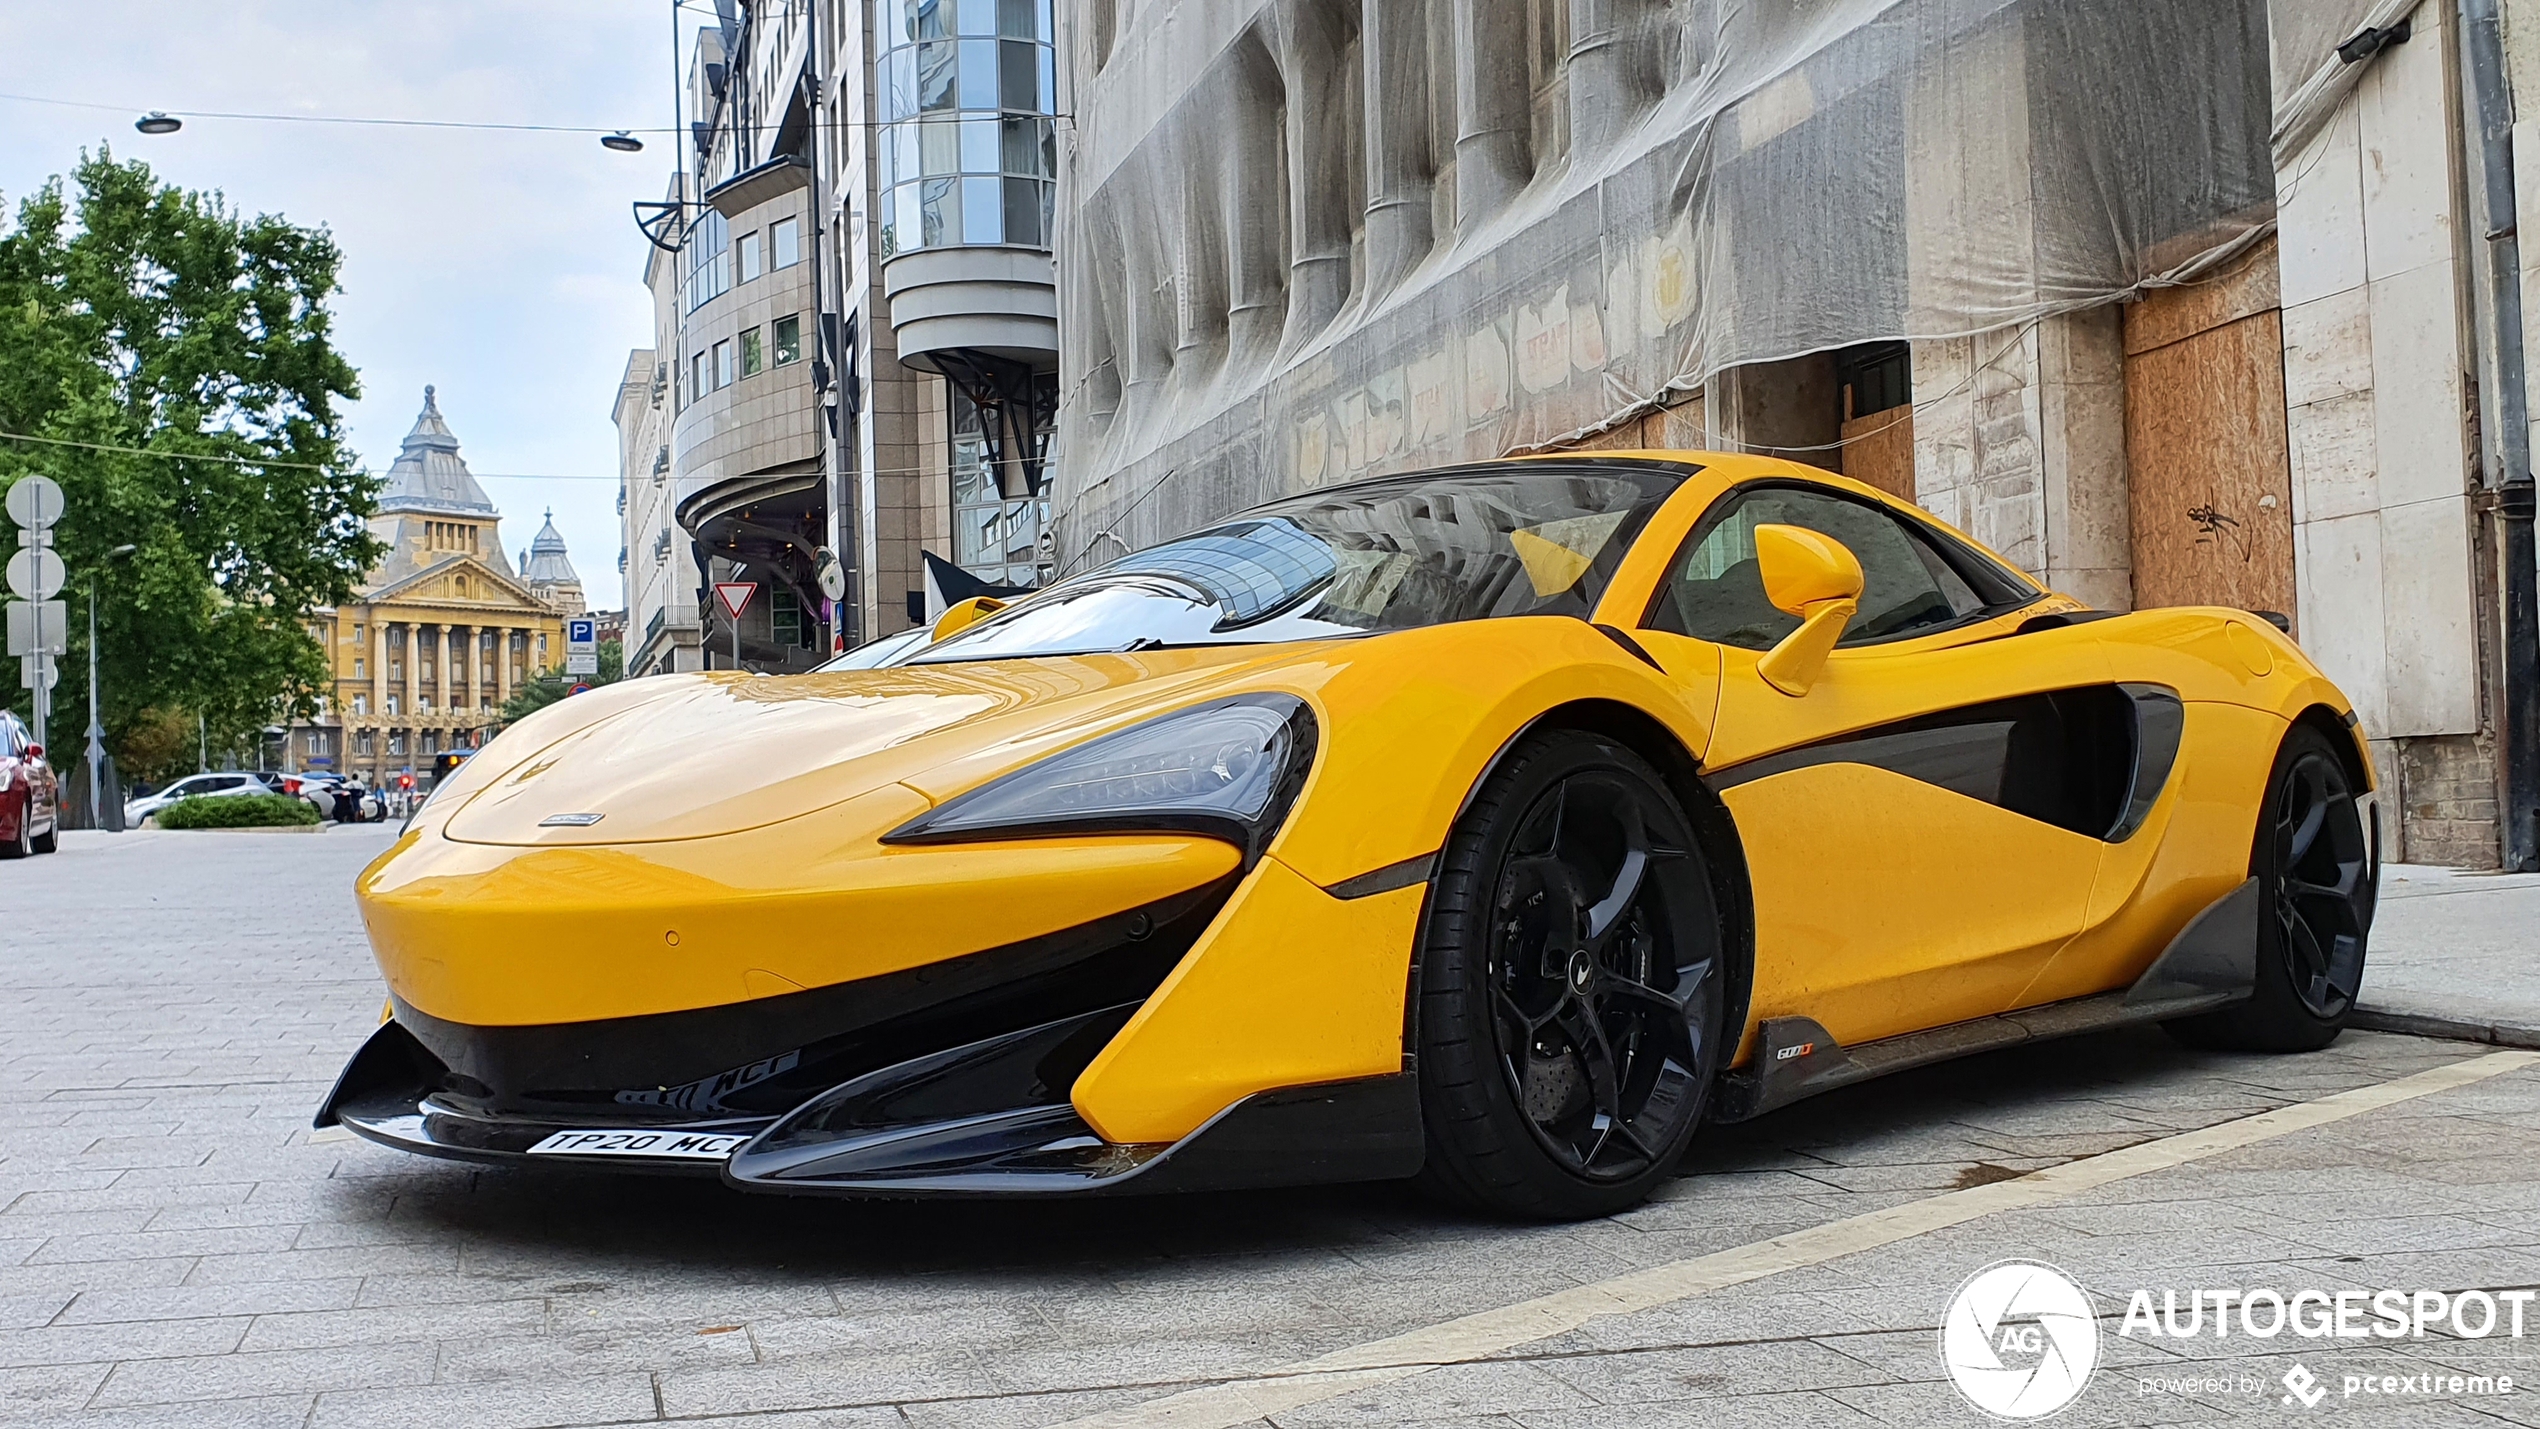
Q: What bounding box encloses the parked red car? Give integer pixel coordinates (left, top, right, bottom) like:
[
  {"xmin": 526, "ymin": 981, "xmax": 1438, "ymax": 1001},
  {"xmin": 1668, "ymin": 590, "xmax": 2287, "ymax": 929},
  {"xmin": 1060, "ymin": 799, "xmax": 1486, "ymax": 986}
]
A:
[{"xmin": 0, "ymin": 711, "xmax": 59, "ymax": 858}]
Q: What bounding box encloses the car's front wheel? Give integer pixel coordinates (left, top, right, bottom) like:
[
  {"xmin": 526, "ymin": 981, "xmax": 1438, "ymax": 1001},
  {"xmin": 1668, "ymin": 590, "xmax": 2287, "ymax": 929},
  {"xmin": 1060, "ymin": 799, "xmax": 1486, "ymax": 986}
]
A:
[
  {"xmin": 1, "ymin": 796, "xmax": 29, "ymax": 859},
  {"xmin": 2167, "ymin": 724, "xmax": 2375, "ymax": 1052},
  {"xmin": 1415, "ymin": 729, "xmax": 1726, "ymax": 1219}
]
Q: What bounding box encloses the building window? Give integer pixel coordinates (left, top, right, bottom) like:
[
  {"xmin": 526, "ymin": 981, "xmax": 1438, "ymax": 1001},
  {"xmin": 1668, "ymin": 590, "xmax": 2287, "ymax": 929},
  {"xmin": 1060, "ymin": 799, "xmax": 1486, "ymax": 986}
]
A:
[
  {"xmin": 386, "ymin": 694, "xmax": 400, "ymax": 716},
  {"xmin": 949, "ymin": 386, "xmax": 1051, "ymax": 588},
  {"xmin": 356, "ymin": 730, "xmax": 374, "ymax": 756},
  {"xmin": 353, "ymin": 659, "xmax": 365, "ymax": 679},
  {"xmin": 353, "ymin": 623, "xmax": 365, "ymax": 643},
  {"xmin": 772, "ymin": 216, "xmax": 801, "ymax": 268},
  {"xmin": 693, "ymin": 350, "xmax": 708, "ymax": 398},
  {"xmin": 538, "ymin": 633, "xmax": 548, "ymax": 657},
  {"xmin": 389, "ymin": 732, "xmax": 406, "ymax": 756},
  {"xmin": 685, "ymin": 207, "xmax": 731, "ymax": 311},
  {"xmin": 308, "ymin": 730, "xmax": 333, "ymax": 757},
  {"xmin": 773, "ymin": 314, "xmax": 802, "ymax": 366},
  {"xmin": 420, "ymin": 694, "xmax": 434, "ymax": 714},
  {"xmin": 352, "ymin": 693, "xmax": 368, "ymax": 716},
  {"xmin": 737, "ymin": 228, "xmax": 763, "ymax": 283},
  {"xmin": 422, "ymin": 730, "xmax": 439, "ymax": 756},
  {"xmin": 740, "ymin": 327, "xmax": 764, "ymax": 377},
  {"xmin": 713, "ymin": 339, "xmax": 734, "ymax": 389},
  {"xmin": 877, "ymin": 0, "xmax": 1056, "ymax": 257}
]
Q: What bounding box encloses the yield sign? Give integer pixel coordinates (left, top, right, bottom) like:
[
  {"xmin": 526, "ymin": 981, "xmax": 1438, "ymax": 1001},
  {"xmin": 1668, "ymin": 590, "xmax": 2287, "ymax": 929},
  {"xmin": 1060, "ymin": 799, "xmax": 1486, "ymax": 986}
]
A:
[{"xmin": 714, "ymin": 581, "xmax": 757, "ymax": 619}]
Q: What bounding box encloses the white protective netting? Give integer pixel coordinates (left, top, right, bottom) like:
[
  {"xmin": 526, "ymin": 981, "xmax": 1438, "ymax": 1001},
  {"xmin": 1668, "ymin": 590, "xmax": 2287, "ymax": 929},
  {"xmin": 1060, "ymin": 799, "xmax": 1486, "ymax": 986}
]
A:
[{"xmin": 1050, "ymin": 0, "xmax": 2289, "ymax": 564}]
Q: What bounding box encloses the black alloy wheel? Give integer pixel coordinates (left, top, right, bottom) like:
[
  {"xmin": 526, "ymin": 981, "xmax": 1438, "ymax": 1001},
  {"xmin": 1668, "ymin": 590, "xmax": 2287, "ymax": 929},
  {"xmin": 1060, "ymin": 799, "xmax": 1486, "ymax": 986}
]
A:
[
  {"xmin": 1417, "ymin": 730, "xmax": 1725, "ymax": 1218},
  {"xmin": 2169, "ymin": 724, "xmax": 2375, "ymax": 1053},
  {"xmin": 2269, "ymin": 745, "xmax": 2372, "ymax": 1019}
]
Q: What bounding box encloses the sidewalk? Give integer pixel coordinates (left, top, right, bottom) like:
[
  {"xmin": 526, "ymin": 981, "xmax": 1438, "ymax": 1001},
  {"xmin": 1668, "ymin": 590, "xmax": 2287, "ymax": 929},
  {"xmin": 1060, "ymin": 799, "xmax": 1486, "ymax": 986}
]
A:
[{"xmin": 2356, "ymin": 862, "xmax": 2540, "ymax": 1048}]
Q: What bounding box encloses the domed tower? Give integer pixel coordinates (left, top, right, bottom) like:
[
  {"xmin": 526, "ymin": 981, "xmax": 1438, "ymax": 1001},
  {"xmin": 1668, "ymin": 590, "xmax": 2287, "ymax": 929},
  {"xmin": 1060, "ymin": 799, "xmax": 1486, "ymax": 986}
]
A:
[
  {"xmin": 522, "ymin": 509, "xmax": 585, "ymax": 615},
  {"xmin": 369, "ymin": 385, "xmax": 509, "ymax": 584}
]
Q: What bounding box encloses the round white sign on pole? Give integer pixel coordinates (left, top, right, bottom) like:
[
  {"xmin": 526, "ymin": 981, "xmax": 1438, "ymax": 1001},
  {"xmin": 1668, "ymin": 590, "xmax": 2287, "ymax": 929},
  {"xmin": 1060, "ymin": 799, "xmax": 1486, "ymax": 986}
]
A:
[
  {"xmin": 6, "ymin": 546, "xmax": 66, "ymax": 601},
  {"xmin": 4, "ymin": 475, "xmax": 65, "ymax": 529}
]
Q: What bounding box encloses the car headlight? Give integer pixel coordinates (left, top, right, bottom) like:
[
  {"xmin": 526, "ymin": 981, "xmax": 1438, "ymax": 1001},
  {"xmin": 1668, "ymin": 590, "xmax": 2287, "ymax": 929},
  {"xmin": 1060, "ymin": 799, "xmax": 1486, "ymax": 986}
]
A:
[{"xmin": 883, "ymin": 694, "xmax": 1318, "ymax": 860}]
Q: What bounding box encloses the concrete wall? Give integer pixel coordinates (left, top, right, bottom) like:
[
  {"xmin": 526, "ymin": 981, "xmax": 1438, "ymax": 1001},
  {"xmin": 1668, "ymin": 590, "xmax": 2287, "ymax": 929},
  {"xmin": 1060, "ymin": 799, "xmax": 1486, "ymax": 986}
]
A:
[{"xmin": 2273, "ymin": 0, "xmax": 2493, "ymax": 865}]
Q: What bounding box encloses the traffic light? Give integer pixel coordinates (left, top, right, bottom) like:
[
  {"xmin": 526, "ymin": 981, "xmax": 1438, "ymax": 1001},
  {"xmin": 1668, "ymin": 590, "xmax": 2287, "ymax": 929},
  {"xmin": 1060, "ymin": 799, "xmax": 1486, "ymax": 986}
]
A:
[{"xmin": 398, "ymin": 773, "xmax": 415, "ymax": 791}]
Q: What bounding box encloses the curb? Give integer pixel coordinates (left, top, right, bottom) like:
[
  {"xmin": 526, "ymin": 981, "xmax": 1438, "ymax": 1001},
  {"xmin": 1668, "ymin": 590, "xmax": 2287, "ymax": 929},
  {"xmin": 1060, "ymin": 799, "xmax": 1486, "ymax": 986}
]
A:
[
  {"xmin": 2352, "ymin": 1005, "xmax": 2540, "ymax": 1051},
  {"xmin": 162, "ymin": 823, "xmax": 325, "ymax": 835}
]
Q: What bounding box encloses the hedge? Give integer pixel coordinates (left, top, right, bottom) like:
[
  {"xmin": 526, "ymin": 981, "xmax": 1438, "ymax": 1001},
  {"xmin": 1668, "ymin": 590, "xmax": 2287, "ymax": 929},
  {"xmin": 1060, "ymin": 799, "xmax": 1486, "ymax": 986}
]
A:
[{"xmin": 154, "ymin": 793, "xmax": 322, "ymax": 829}]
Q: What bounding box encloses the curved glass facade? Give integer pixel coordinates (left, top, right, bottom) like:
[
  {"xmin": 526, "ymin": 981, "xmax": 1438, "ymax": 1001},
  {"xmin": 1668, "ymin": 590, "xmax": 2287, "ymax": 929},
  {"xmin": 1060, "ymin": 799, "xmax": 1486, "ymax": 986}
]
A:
[{"xmin": 877, "ymin": 0, "xmax": 1057, "ymax": 257}]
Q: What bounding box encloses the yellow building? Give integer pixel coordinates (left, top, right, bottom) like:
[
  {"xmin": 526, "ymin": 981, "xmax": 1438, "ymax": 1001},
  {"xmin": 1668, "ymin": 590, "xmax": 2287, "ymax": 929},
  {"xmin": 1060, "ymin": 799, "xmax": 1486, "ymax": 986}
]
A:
[{"xmin": 288, "ymin": 387, "xmax": 576, "ymax": 786}]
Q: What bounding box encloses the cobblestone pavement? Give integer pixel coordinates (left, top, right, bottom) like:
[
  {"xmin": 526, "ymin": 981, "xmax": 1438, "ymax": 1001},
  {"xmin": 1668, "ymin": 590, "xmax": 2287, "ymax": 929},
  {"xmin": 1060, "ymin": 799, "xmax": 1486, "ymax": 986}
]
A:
[{"xmin": 4, "ymin": 829, "xmax": 2538, "ymax": 1428}]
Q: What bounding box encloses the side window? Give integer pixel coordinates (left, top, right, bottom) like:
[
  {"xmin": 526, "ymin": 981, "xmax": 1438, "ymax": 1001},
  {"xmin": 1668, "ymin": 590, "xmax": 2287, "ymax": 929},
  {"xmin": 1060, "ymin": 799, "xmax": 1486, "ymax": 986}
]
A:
[
  {"xmin": 1649, "ymin": 487, "xmax": 1990, "ymax": 648},
  {"xmin": 0, "ymin": 718, "xmax": 19, "ymax": 757}
]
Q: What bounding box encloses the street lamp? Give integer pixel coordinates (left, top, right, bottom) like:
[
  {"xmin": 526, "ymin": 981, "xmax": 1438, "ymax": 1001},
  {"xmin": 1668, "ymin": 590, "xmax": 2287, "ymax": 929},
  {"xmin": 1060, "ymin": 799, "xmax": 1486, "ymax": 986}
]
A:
[
  {"xmin": 134, "ymin": 112, "xmax": 183, "ymax": 136},
  {"xmin": 601, "ymin": 130, "xmax": 645, "ymax": 153},
  {"xmin": 84, "ymin": 544, "xmax": 137, "ymax": 832}
]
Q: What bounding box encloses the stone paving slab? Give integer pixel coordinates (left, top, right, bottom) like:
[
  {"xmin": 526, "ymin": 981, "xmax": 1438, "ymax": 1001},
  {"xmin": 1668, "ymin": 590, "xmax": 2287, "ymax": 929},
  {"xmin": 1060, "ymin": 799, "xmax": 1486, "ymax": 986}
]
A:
[{"xmin": 3, "ymin": 829, "xmax": 2538, "ymax": 1426}]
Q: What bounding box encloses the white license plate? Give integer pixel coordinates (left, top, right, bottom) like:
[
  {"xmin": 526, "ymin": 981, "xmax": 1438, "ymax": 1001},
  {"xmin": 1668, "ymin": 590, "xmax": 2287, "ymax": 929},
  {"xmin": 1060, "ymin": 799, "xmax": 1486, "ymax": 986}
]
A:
[{"xmin": 526, "ymin": 1129, "xmax": 749, "ymax": 1160}]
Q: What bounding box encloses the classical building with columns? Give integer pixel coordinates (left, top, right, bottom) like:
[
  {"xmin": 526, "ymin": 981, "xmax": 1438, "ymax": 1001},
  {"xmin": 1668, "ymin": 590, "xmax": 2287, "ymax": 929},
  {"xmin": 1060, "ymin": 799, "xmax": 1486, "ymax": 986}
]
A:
[{"xmin": 286, "ymin": 387, "xmax": 575, "ymax": 787}]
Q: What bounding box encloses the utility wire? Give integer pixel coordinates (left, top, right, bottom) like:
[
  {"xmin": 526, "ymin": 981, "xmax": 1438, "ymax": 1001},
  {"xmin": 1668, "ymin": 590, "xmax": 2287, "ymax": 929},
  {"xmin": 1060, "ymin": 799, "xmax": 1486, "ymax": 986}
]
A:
[
  {"xmin": 0, "ymin": 89, "xmax": 1068, "ymax": 140},
  {"xmin": 0, "ymin": 90, "xmax": 668, "ymax": 136}
]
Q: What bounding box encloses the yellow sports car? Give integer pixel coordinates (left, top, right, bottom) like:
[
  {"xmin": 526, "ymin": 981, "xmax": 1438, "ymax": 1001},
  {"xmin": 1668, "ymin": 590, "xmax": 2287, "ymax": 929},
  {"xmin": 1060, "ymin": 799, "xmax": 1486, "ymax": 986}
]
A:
[{"xmin": 320, "ymin": 453, "xmax": 2377, "ymax": 1218}]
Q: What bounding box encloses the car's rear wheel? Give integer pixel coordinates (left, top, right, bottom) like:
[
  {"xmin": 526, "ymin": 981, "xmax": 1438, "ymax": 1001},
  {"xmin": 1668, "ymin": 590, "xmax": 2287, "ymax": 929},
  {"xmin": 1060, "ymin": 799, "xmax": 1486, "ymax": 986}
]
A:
[
  {"xmin": 30, "ymin": 812, "xmax": 55, "ymax": 854},
  {"xmin": 1415, "ymin": 729, "xmax": 1725, "ymax": 1219},
  {"xmin": 2167, "ymin": 724, "xmax": 2375, "ymax": 1053}
]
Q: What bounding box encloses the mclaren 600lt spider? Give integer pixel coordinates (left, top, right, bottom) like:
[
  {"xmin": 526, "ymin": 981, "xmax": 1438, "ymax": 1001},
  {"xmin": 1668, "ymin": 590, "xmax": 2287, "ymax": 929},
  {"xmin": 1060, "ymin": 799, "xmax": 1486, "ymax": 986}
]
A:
[{"xmin": 322, "ymin": 453, "xmax": 2378, "ymax": 1218}]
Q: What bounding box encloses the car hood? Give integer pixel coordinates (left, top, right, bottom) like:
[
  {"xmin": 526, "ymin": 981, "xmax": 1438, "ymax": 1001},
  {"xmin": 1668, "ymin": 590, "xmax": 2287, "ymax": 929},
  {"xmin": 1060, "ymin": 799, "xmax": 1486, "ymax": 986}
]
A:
[{"xmin": 437, "ymin": 643, "xmax": 1341, "ymax": 846}]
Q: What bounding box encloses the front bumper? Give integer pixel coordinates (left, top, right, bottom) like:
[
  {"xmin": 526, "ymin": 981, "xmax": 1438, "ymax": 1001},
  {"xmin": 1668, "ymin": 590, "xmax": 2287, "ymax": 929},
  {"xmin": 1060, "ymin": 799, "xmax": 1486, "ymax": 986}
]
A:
[{"xmin": 320, "ymin": 1011, "xmax": 1422, "ymax": 1198}]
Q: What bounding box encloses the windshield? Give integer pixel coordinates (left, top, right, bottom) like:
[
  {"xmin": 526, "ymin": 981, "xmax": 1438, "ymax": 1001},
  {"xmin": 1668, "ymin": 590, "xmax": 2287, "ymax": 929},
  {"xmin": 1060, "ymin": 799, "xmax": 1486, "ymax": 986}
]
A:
[
  {"xmin": 817, "ymin": 626, "xmax": 934, "ymax": 671},
  {"xmin": 908, "ymin": 461, "xmax": 1691, "ymax": 663}
]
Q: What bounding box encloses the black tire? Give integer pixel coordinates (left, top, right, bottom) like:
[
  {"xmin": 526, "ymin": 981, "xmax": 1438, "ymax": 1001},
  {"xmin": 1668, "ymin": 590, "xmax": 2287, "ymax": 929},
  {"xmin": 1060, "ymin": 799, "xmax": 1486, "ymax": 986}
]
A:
[
  {"xmin": 30, "ymin": 815, "xmax": 55, "ymax": 854},
  {"xmin": 2166, "ymin": 724, "xmax": 2375, "ymax": 1052},
  {"xmin": 1415, "ymin": 729, "xmax": 1727, "ymax": 1219}
]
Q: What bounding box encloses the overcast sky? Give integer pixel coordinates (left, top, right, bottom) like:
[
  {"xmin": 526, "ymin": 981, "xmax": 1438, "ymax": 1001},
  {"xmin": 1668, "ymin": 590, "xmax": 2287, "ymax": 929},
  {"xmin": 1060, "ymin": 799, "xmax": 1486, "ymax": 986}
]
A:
[{"xmin": 0, "ymin": 1, "xmax": 686, "ymax": 609}]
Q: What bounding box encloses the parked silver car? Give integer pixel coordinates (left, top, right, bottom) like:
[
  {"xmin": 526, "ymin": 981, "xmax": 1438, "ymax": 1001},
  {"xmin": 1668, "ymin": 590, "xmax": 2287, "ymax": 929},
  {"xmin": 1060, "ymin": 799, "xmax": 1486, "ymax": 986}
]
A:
[{"xmin": 123, "ymin": 772, "xmax": 280, "ymax": 826}]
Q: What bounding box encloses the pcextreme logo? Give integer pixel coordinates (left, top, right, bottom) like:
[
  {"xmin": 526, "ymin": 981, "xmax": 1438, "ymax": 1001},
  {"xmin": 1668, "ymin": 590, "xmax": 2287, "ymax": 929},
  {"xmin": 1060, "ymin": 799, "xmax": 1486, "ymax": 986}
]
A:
[{"xmin": 1939, "ymin": 1260, "xmax": 2100, "ymax": 1419}]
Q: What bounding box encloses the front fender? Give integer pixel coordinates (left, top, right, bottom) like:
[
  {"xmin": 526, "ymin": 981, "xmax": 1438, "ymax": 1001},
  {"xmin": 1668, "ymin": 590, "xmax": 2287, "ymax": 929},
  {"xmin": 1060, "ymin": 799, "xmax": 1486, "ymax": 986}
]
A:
[
  {"xmin": 1072, "ymin": 618, "xmax": 1722, "ymax": 1143},
  {"xmin": 1265, "ymin": 617, "xmax": 1720, "ymax": 891}
]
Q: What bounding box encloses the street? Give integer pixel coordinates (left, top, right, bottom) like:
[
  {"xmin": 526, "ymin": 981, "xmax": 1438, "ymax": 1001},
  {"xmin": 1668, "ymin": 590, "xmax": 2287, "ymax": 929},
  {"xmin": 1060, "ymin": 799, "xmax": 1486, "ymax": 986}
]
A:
[{"xmin": 1, "ymin": 830, "xmax": 2536, "ymax": 1427}]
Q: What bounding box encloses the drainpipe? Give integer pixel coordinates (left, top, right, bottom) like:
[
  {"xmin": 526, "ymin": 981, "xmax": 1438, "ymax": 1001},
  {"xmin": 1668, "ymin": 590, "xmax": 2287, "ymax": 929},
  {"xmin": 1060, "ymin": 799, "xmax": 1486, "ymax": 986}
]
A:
[{"xmin": 2461, "ymin": 0, "xmax": 2539, "ymax": 870}]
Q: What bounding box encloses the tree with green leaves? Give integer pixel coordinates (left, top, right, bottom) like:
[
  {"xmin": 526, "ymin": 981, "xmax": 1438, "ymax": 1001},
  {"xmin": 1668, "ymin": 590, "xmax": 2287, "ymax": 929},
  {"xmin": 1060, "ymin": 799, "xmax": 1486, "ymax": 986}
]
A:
[
  {"xmin": 497, "ymin": 639, "xmax": 623, "ymax": 726},
  {"xmin": 0, "ymin": 150, "xmax": 379, "ymax": 771}
]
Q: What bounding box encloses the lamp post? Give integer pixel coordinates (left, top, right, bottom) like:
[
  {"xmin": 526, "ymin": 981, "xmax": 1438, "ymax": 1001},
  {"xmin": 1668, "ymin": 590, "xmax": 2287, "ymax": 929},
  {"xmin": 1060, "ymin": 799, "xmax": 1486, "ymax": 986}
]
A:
[{"xmin": 85, "ymin": 545, "xmax": 136, "ymax": 831}]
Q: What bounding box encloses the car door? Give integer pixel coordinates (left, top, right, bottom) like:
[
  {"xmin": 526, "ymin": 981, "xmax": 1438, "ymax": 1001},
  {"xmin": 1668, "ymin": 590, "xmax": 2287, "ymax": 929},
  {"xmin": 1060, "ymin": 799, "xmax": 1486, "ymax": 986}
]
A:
[{"xmin": 1630, "ymin": 480, "xmax": 2125, "ymax": 1048}]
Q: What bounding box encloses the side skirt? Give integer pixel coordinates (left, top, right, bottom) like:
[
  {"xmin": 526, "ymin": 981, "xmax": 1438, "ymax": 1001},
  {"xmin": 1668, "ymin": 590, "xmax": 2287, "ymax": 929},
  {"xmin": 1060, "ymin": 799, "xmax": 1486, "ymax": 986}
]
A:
[{"xmin": 1715, "ymin": 877, "xmax": 2259, "ymax": 1122}]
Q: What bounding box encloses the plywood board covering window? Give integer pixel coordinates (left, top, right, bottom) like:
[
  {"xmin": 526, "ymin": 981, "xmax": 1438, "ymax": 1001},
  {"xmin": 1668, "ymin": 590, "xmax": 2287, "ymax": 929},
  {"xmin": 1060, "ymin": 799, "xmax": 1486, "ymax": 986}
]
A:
[{"xmin": 2121, "ymin": 239, "xmax": 2296, "ymax": 629}]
